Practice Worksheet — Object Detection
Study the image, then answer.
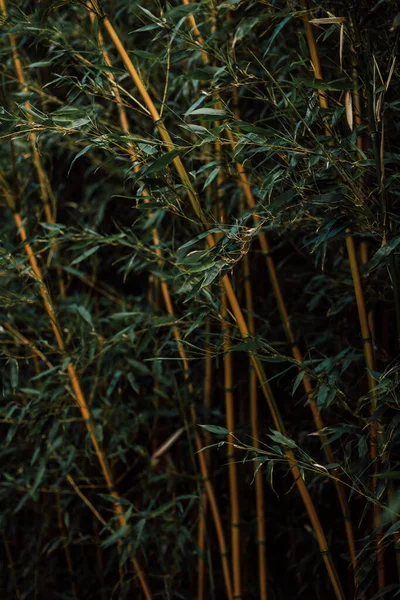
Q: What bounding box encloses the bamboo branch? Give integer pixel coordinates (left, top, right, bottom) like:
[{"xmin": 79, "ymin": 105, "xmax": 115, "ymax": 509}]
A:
[
  {"xmin": 0, "ymin": 179, "xmax": 152, "ymax": 600},
  {"xmin": 243, "ymin": 250, "xmax": 268, "ymax": 600},
  {"xmin": 300, "ymin": 1, "xmax": 383, "ymax": 593},
  {"xmin": 84, "ymin": 5, "xmax": 345, "ymax": 597},
  {"xmin": 0, "ymin": 0, "xmax": 66, "ymax": 298},
  {"xmin": 87, "ymin": 13, "xmax": 233, "ymax": 599}
]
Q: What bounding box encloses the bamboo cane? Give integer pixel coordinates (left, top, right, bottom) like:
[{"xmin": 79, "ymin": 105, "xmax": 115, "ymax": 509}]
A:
[
  {"xmin": 88, "ymin": 15, "xmax": 233, "ymax": 598},
  {"xmin": 243, "ymin": 250, "xmax": 268, "ymax": 600},
  {"xmin": 178, "ymin": 4, "xmax": 360, "ymax": 588},
  {"xmin": 217, "ymin": 184, "xmax": 242, "ymax": 599},
  {"xmin": 221, "ymin": 292, "xmax": 242, "ymax": 600},
  {"xmin": 0, "ymin": 0, "xmax": 66, "ymax": 298},
  {"xmin": 197, "ymin": 320, "xmax": 213, "ymax": 600},
  {"xmin": 300, "ymin": 0, "xmax": 384, "ymax": 592},
  {"xmin": 0, "ymin": 180, "xmax": 152, "ymax": 600},
  {"xmin": 84, "ymin": 5, "xmax": 345, "ymax": 597}
]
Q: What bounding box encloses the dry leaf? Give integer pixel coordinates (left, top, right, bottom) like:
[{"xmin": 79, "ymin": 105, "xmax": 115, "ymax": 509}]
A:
[
  {"xmin": 309, "ymin": 17, "xmax": 345, "ymax": 25},
  {"xmin": 345, "ymin": 91, "xmax": 353, "ymax": 130}
]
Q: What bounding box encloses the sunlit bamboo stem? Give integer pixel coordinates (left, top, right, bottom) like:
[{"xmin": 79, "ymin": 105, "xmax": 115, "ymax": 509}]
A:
[
  {"xmin": 179, "ymin": 0, "xmax": 354, "ymax": 591},
  {"xmin": 300, "ymin": 0, "xmax": 384, "ymax": 592},
  {"xmin": 0, "ymin": 179, "xmax": 152, "ymax": 600},
  {"xmin": 218, "ymin": 182, "xmax": 242, "ymax": 599},
  {"xmin": 86, "ymin": 5, "xmax": 345, "ymax": 596},
  {"xmin": 197, "ymin": 320, "xmax": 213, "ymax": 600},
  {"xmin": 243, "ymin": 250, "xmax": 268, "ymax": 600},
  {"xmin": 87, "ymin": 14, "xmax": 233, "ymax": 598},
  {"xmin": 0, "ymin": 0, "xmax": 65, "ymax": 296}
]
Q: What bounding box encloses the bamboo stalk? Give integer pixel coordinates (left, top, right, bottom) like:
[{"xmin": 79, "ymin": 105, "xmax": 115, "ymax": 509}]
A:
[
  {"xmin": 197, "ymin": 321, "xmax": 213, "ymax": 600},
  {"xmin": 0, "ymin": 0, "xmax": 53, "ymax": 224},
  {"xmin": 180, "ymin": 0, "xmax": 354, "ymax": 589},
  {"xmin": 300, "ymin": 1, "xmax": 384, "ymax": 593},
  {"xmin": 85, "ymin": 5, "xmax": 344, "ymax": 597},
  {"xmin": 87, "ymin": 14, "xmax": 233, "ymax": 599},
  {"xmin": 243, "ymin": 251, "xmax": 268, "ymax": 600},
  {"xmin": 218, "ymin": 190, "xmax": 242, "ymax": 598},
  {"xmin": 221, "ymin": 293, "xmax": 241, "ymax": 600},
  {"xmin": 0, "ymin": 0, "xmax": 66, "ymax": 297},
  {"xmin": 0, "ymin": 180, "xmax": 152, "ymax": 600},
  {"xmin": 178, "ymin": 4, "xmax": 359, "ymax": 589}
]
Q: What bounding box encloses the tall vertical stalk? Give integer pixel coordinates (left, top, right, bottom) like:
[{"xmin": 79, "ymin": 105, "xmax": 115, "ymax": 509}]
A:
[
  {"xmin": 87, "ymin": 14, "xmax": 233, "ymax": 598},
  {"xmin": 243, "ymin": 249, "xmax": 268, "ymax": 600},
  {"xmin": 178, "ymin": 0, "xmax": 357, "ymax": 590},
  {"xmin": 83, "ymin": 5, "xmax": 345, "ymax": 597},
  {"xmin": 0, "ymin": 179, "xmax": 152, "ymax": 600},
  {"xmin": 0, "ymin": 0, "xmax": 67, "ymax": 296},
  {"xmin": 197, "ymin": 322, "xmax": 213, "ymax": 600},
  {"xmin": 217, "ymin": 176, "xmax": 242, "ymax": 599},
  {"xmin": 221, "ymin": 292, "xmax": 242, "ymax": 600},
  {"xmin": 300, "ymin": 0, "xmax": 384, "ymax": 592}
]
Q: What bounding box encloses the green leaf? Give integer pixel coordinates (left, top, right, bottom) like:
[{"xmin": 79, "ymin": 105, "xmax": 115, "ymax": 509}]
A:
[
  {"xmin": 101, "ymin": 525, "xmax": 130, "ymax": 548},
  {"xmin": 74, "ymin": 305, "xmax": 93, "ymax": 328},
  {"xmin": 367, "ymin": 237, "xmax": 400, "ymax": 273},
  {"xmin": 68, "ymin": 145, "xmax": 93, "ymax": 175},
  {"xmin": 189, "ymin": 108, "xmax": 227, "ymax": 118},
  {"xmin": 199, "ymin": 424, "xmax": 229, "ymax": 435},
  {"xmin": 71, "ymin": 245, "xmax": 100, "ymax": 265},
  {"xmin": 144, "ymin": 150, "xmax": 180, "ymax": 175},
  {"xmin": 9, "ymin": 359, "xmax": 19, "ymax": 390},
  {"xmin": 369, "ymin": 585, "xmax": 400, "ymax": 600},
  {"xmin": 292, "ymin": 371, "xmax": 305, "ymax": 395},
  {"xmin": 268, "ymin": 430, "xmax": 298, "ymax": 449},
  {"xmin": 297, "ymin": 78, "xmax": 354, "ymax": 91},
  {"xmin": 373, "ymin": 471, "xmax": 400, "ymax": 480},
  {"xmin": 202, "ymin": 166, "xmax": 220, "ymax": 190}
]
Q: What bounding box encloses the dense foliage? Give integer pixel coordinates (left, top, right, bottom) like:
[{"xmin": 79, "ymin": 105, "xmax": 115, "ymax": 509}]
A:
[{"xmin": 1, "ymin": 1, "xmax": 400, "ymax": 598}]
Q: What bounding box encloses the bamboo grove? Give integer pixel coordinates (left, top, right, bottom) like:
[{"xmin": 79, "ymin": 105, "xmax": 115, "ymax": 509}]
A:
[{"xmin": 0, "ymin": 1, "xmax": 400, "ymax": 598}]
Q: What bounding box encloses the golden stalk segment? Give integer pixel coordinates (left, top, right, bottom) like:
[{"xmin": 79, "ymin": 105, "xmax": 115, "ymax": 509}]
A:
[
  {"xmin": 197, "ymin": 322, "xmax": 213, "ymax": 600},
  {"xmin": 0, "ymin": 181, "xmax": 152, "ymax": 600},
  {"xmin": 243, "ymin": 250, "xmax": 268, "ymax": 600},
  {"xmin": 88, "ymin": 14, "xmax": 233, "ymax": 599},
  {"xmin": 0, "ymin": 0, "xmax": 53, "ymax": 223},
  {"xmin": 177, "ymin": 0, "xmax": 359, "ymax": 586},
  {"xmin": 218, "ymin": 182, "xmax": 242, "ymax": 599},
  {"xmin": 84, "ymin": 4, "xmax": 345, "ymax": 597},
  {"xmin": 300, "ymin": 0, "xmax": 383, "ymax": 593},
  {"xmin": 221, "ymin": 293, "xmax": 242, "ymax": 600}
]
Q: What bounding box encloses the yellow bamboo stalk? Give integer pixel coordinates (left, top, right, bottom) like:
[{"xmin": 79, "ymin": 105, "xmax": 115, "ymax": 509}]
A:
[
  {"xmin": 221, "ymin": 293, "xmax": 241, "ymax": 600},
  {"xmin": 218, "ymin": 189, "xmax": 242, "ymax": 598},
  {"xmin": 85, "ymin": 5, "xmax": 344, "ymax": 596},
  {"xmin": 197, "ymin": 320, "xmax": 212, "ymax": 600},
  {"xmin": 178, "ymin": 0, "xmax": 356, "ymax": 591},
  {"xmin": 0, "ymin": 0, "xmax": 68, "ymax": 299},
  {"xmin": 0, "ymin": 180, "xmax": 152, "ymax": 600},
  {"xmin": 300, "ymin": 1, "xmax": 384, "ymax": 592},
  {"xmin": 243, "ymin": 251, "xmax": 268, "ymax": 600},
  {"xmin": 88, "ymin": 15, "xmax": 233, "ymax": 599},
  {"xmin": 0, "ymin": 0, "xmax": 53, "ymax": 223}
]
